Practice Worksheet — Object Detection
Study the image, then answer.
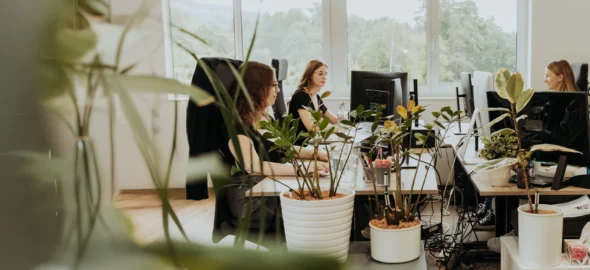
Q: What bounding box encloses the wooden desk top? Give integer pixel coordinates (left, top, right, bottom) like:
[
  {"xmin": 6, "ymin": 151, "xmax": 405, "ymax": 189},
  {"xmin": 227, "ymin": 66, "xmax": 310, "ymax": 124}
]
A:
[
  {"xmin": 246, "ymin": 153, "xmax": 439, "ymax": 197},
  {"xmin": 445, "ymin": 123, "xmax": 590, "ymax": 196}
]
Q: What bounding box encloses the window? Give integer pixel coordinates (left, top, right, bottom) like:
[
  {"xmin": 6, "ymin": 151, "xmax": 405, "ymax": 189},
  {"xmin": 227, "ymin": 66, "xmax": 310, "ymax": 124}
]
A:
[
  {"xmin": 170, "ymin": 0, "xmax": 235, "ymax": 84},
  {"xmin": 347, "ymin": 0, "xmax": 427, "ymax": 86},
  {"xmin": 242, "ymin": 0, "xmax": 323, "ymax": 93},
  {"xmin": 167, "ymin": 0, "xmax": 522, "ymax": 97},
  {"xmin": 437, "ymin": 0, "xmax": 517, "ymax": 84}
]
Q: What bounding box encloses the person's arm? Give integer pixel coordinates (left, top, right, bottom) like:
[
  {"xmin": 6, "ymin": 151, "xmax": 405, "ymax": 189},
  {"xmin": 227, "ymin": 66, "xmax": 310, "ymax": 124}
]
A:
[
  {"xmin": 228, "ymin": 135, "xmax": 328, "ymax": 176},
  {"xmin": 293, "ymin": 146, "xmax": 328, "ymax": 161},
  {"xmin": 297, "ymin": 108, "xmax": 318, "ymax": 131},
  {"xmin": 323, "ymin": 109, "xmax": 338, "ymax": 124}
]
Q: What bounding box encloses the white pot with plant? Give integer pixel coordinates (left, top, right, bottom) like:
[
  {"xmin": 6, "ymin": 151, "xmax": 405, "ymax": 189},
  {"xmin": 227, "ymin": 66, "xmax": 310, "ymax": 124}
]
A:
[
  {"xmin": 473, "ymin": 68, "xmax": 583, "ymax": 267},
  {"xmin": 364, "ymin": 102, "xmax": 461, "ymax": 263},
  {"xmin": 260, "ymin": 99, "xmax": 374, "ymax": 262},
  {"xmin": 478, "ymin": 131, "xmax": 519, "ymax": 186}
]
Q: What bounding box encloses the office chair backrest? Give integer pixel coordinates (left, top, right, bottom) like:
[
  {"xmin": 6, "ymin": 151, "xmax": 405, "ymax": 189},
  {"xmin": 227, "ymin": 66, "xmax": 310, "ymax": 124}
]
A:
[
  {"xmin": 271, "ymin": 59, "xmax": 288, "ymax": 121},
  {"xmin": 571, "ymin": 62, "xmax": 588, "ymax": 92},
  {"xmin": 186, "ymin": 57, "xmax": 242, "ymax": 200}
]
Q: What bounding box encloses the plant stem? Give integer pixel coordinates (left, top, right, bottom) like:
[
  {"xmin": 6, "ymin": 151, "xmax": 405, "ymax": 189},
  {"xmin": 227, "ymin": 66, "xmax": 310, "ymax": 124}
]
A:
[{"xmin": 511, "ymin": 103, "xmax": 534, "ymax": 212}]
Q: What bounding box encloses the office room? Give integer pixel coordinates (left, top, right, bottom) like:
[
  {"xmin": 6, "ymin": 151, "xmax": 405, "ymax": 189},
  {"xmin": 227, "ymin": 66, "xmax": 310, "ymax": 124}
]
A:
[{"xmin": 3, "ymin": 0, "xmax": 590, "ymax": 269}]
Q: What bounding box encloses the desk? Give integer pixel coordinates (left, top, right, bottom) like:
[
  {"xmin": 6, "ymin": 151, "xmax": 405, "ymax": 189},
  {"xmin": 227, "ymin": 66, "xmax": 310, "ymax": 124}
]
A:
[
  {"xmin": 501, "ymin": 236, "xmax": 589, "ymax": 269},
  {"xmin": 445, "ymin": 123, "xmax": 590, "ymax": 236},
  {"xmin": 246, "ymin": 153, "xmax": 439, "ymax": 197},
  {"xmin": 346, "ymin": 241, "xmax": 427, "ymax": 269}
]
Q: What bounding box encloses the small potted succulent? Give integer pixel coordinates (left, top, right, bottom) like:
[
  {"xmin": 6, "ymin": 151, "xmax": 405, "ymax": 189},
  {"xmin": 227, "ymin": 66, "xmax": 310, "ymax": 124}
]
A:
[{"xmin": 478, "ymin": 130, "xmax": 519, "ymax": 186}]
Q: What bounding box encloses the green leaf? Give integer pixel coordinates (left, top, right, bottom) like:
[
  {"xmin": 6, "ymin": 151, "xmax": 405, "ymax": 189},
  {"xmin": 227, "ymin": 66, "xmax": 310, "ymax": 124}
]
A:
[
  {"xmin": 516, "ymin": 88, "xmax": 534, "ymax": 113},
  {"xmin": 505, "ymin": 71, "xmax": 523, "ymax": 104},
  {"xmin": 371, "ymin": 121, "xmax": 379, "ymax": 133},
  {"xmin": 55, "ymin": 28, "xmax": 97, "ymax": 62},
  {"xmin": 480, "ymin": 113, "xmax": 511, "ymax": 131},
  {"xmin": 319, "ymin": 118, "xmax": 330, "ymax": 130},
  {"xmin": 424, "ymin": 124, "xmax": 433, "ymax": 130},
  {"xmin": 311, "ymin": 111, "xmax": 322, "ymax": 121},
  {"xmin": 173, "ymin": 25, "xmax": 210, "ymax": 46},
  {"xmin": 432, "ymin": 112, "xmax": 441, "ymax": 119},
  {"xmin": 340, "ymin": 120, "xmax": 354, "ymax": 127},
  {"xmin": 80, "ymin": 0, "xmax": 110, "ymax": 17},
  {"xmin": 414, "ymin": 133, "xmax": 427, "ymax": 142},
  {"xmin": 433, "ymin": 121, "xmax": 445, "ymax": 130},
  {"xmin": 515, "ymin": 115, "xmax": 528, "ymax": 122},
  {"xmin": 491, "ymin": 128, "xmax": 515, "ymax": 137},
  {"xmin": 262, "ymin": 132, "xmax": 276, "ymax": 140},
  {"xmin": 3, "ymin": 151, "xmax": 71, "ymax": 182},
  {"xmin": 473, "ymin": 158, "xmax": 517, "ymax": 172},
  {"xmin": 323, "ymin": 126, "xmax": 336, "ymax": 140},
  {"xmin": 441, "ymin": 114, "xmax": 450, "ymax": 122},
  {"xmin": 530, "ymin": 144, "xmax": 582, "ymax": 155},
  {"xmin": 186, "ymin": 153, "xmax": 228, "ymax": 182},
  {"xmin": 442, "ymin": 107, "xmax": 453, "ymax": 116},
  {"xmin": 358, "ymin": 110, "xmax": 373, "ymax": 119},
  {"xmin": 355, "ymin": 104, "xmax": 365, "ymax": 116},
  {"xmin": 274, "ymin": 139, "xmax": 291, "ymax": 148},
  {"xmin": 495, "ymin": 68, "xmax": 513, "ymax": 102},
  {"xmin": 113, "ymin": 75, "xmax": 214, "ymax": 106}
]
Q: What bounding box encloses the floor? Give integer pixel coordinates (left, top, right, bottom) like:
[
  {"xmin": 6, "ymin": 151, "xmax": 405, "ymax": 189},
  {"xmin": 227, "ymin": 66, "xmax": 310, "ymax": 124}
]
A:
[{"xmin": 115, "ymin": 189, "xmax": 501, "ymax": 269}]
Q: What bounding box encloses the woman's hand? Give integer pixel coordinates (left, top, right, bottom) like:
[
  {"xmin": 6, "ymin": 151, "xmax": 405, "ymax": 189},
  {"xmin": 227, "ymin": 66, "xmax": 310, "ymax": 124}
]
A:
[
  {"xmin": 304, "ymin": 161, "xmax": 329, "ymax": 174},
  {"xmin": 317, "ymin": 150, "xmax": 329, "ymax": 161}
]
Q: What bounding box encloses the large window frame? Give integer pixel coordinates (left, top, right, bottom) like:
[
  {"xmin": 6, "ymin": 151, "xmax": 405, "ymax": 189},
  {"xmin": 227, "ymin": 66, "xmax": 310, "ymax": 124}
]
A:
[{"xmin": 166, "ymin": 0, "xmax": 529, "ymax": 99}]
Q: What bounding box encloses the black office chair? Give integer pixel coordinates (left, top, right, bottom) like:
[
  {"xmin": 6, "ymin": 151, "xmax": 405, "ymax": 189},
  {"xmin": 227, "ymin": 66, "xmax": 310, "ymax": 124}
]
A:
[
  {"xmin": 186, "ymin": 57, "xmax": 242, "ymax": 201},
  {"xmin": 271, "ymin": 59, "xmax": 288, "ymax": 122},
  {"xmin": 571, "ymin": 62, "xmax": 588, "ymax": 92}
]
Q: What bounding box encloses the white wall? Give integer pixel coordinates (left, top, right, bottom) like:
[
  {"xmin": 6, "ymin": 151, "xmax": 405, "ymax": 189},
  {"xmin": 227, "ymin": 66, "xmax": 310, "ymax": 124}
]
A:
[{"xmin": 527, "ymin": 0, "xmax": 590, "ymax": 90}]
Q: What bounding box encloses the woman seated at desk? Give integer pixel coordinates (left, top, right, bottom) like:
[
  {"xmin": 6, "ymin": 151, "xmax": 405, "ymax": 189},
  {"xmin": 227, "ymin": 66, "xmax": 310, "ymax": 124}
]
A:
[
  {"xmin": 288, "ymin": 60, "xmax": 338, "ymax": 145},
  {"xmin": 544, "ymin": 59, "xmax": 579, "ymax": 92},
  {"xmin": 221, "ymin": 61, "xmax": 329, "ymax": 231}
]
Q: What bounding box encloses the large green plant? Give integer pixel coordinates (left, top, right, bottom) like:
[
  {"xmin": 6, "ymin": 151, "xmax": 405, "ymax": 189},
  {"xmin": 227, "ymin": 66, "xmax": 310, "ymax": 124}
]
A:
[
  {"xmin": 24, "ymin": 0, "xmax": 340, "ymax": 269},
  {"xmin": 474, "ymin": 68, "xmax": 581, "ymax": 213}
]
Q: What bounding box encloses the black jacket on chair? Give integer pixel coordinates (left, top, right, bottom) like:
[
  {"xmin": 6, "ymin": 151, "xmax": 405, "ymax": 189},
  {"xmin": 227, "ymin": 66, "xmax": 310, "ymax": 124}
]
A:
[{"xmin": 186, "ymin": 57, "xmax": 243, "ymax": 200}]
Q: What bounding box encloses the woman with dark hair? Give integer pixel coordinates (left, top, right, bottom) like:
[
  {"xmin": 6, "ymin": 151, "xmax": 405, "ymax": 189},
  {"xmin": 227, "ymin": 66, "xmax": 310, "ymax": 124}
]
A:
[
  {"xmin": 544, "ymin": 60, "xmax": 579, "ymax": 92},
  {"xmin": 220, "ymin": 61, "xmax": 328, "ymax": 232},
  {"xmin": 288, "ymin": 60, "xmax": 338, "ymax": 145}
]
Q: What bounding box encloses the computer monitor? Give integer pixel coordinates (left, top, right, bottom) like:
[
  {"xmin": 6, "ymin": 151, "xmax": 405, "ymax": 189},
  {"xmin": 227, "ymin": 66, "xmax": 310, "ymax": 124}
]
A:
[
  {"xmin": 487, "ymin": 91, "xmax": 590, "ymax": 165},
  {"xmin": 460, "ymin": 72, "xmax": 475, "ymax": 119},
  {"xmin": 350, "ymin": 71, "xmax": 408, "ymax": 120}
]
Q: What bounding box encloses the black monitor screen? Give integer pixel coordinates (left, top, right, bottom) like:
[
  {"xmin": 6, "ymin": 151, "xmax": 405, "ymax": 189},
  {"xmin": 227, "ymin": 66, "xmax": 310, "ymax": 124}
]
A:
[
  {"xmin": 487, "ymin": 91, "xmax": 590, "ymax": 164},
  {"xmin": 350, "ymin": 71, "xmax": 408, "ymax": 119},
  {"xmin": 460, "ymin": 72, "xmax": 475, "ymax": 118}
]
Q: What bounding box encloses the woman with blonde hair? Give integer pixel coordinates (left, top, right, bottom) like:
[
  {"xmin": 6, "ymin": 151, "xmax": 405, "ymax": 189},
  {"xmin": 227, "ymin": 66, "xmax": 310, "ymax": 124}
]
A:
[
  {"xmin": 544, "ymin": 60, "xmax": 579, "ymax": 92},
  {"xmin": 288, "ymin": 60, "xmax": 338, "ymax": 145}
]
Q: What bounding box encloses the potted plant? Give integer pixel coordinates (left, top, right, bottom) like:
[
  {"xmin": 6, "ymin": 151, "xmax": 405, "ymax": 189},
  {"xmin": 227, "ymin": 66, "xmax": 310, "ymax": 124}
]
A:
[
  {"xmin": 473, "ymin": 68, "xmax": 582, "ymax": 268},
  {"xmin": 364, "ymin": 101, "xmax": 461, "ymax": 263},
  {"xmin": 259, "ymin": 101, "xmax": 374, "ymax": 262},
  {"xmin": 478, "ymin": 130, "xmax": 518, "ymax": 186}
]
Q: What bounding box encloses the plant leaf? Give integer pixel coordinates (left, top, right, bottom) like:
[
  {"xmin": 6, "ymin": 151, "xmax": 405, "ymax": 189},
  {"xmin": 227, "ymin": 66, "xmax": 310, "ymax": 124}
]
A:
[
  {"xmin": 495, "ymin": 68, "xmax": 513, "ymax": 102},
  {"xmin": 491, "ymin": 128, "xmax": 515, "ymax": 137},
  {"xmin": 515, "ymin": 115, "xmax": 528, "ymax": 122},
  {"xmin": 473, "ymin": 158, "xmax": 517, "ymax": 172},
  {"xmin": 80, "ymin": 0, "xmax": 110, "ymax": 17},
  {"xmin": 319, "ymin": 118, "xmax": 330, "ymax": 130},
  {"xmin": 480, "ymin": 113, "xmax": 511, "ymax": 131},
  {"xmin": 186, "ymin": 153, "xmax": 229, "ymax": 182},
  {"xmin": 55, "ymin": 28, "xmax": 97, "ymax": 62},
  {"xmin": 516, "ymin": 88, "xmax": 535, "ymax": 113},
  {"xmin": 529, "ymin": 144, "xmax": 582, "ymax": 155},
  {"xmin": 505, "ymin": 71, "xmax": 521, "ymax": 103},
  {"xmin": 320, "ymin": 91, "xmax": 332, "ymax": 99},
  {"xmin": 113, "ymin": 75, "xmax": 214, "ymax": 106}
]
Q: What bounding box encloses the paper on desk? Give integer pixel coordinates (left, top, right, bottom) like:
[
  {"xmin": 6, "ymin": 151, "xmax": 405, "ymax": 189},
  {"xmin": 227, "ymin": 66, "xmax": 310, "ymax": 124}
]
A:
[{"xmin": 554, "ymin": 195, "xmax": 590, "ymax": 218}]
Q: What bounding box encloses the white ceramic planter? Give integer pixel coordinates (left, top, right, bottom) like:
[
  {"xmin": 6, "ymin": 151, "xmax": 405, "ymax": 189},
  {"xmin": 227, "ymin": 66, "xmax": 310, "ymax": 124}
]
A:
[
  {"xmin": 518, "ymin": 204, "xmax": 564, "ymax": 268},
  {"xmin": 279, "ymin": 188, "xmax": 355, "ymax": 262},
  {"xmin": 369, "ymin": 220, "xmax": 422, "ymax": 263},
  {"xmin": 485, "ymin": 165, "xmax": 511, "ymax": 187}
]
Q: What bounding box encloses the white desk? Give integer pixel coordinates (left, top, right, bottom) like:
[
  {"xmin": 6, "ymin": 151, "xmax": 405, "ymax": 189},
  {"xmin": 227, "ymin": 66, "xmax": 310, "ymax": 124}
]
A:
[
  {"xmin": 245, "ymin": 153, "xmax": 439, "ymax": 197},
  {"xmin": 501, "ymin": 236, "xmax": 590, "ymax": 269}
]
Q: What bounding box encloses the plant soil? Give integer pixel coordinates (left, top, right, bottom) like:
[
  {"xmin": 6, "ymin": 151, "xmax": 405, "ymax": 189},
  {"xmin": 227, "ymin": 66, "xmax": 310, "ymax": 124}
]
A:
[
  {"xmin": 284, "ymin": 190, "xmax": 347, "ymax": 200},
  {"xmin": 524, "ymin": 209, "xmax": 557, "ymax": 215},
  {"xmin": 370, "ymin": 218, "xmax": 421, "ymax": 229}
]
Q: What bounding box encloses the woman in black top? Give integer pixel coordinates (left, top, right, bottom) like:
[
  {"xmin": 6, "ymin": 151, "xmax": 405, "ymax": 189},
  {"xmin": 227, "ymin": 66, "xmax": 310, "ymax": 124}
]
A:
[
  {"xmin": 288, "ymin": 60, "xmax": 339, "ymax": 145},
  {"xmin": 220, "ymin": 61, "xmax": 329, "ymax": 231}
]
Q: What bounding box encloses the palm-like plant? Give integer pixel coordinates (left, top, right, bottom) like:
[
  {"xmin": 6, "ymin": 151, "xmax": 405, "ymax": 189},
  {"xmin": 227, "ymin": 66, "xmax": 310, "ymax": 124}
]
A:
[{"xmin": 367, "ymin": 101, "xmax": 461, "ymax": 226}]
